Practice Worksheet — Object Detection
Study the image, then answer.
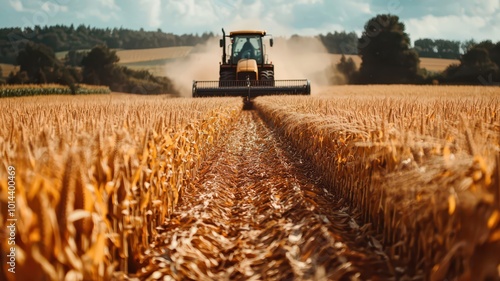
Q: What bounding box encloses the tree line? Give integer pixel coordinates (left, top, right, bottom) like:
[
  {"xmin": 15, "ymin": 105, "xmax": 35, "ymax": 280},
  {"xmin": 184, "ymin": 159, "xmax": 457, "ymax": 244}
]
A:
[
  {"xmin": 1, "ymin": 24, "xmax": 473, "ymax": 65},
  {"xmin": 317, "ymin": 31, "xmax": 472, "ymax": 60},
  {"xmin": 0, "ymin": 24, "xmax": 214, "ymax": 64}
]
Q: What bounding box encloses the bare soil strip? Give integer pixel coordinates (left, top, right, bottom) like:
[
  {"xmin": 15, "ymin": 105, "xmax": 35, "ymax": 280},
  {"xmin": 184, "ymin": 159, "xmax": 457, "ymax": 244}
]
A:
[{"xmin": 134, "ymin": 111, "xmax": 393, "ymax": 280}]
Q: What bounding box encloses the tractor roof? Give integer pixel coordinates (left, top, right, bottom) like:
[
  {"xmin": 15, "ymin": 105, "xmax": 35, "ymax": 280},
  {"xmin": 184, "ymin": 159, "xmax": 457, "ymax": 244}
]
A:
[{"xmin": 229, "ymin": 30, "xmax": 266, "ymax": 37}]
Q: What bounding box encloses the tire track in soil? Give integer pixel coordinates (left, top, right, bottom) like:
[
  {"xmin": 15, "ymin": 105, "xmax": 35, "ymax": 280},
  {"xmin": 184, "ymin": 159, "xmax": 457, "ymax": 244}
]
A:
[{"xmin": 135, "ymin": 111, "xmax": 393, "ymax": 280}]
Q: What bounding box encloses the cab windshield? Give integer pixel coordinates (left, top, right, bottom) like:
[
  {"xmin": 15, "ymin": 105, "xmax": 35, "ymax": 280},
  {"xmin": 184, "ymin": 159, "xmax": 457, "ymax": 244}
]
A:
[{"xmin": 231, "ymin": 36, "xmax": 263, "ymax": 64}]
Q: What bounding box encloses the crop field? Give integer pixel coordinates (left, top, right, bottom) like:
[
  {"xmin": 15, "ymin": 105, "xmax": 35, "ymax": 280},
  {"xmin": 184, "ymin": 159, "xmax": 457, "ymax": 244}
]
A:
[
  {"xmin": 0, "ymin": 85, "xmax": 499, "ymax": 280},
  {"xmin": 330, "ymin": 54, "xmax": 459, "ymax": 73}
]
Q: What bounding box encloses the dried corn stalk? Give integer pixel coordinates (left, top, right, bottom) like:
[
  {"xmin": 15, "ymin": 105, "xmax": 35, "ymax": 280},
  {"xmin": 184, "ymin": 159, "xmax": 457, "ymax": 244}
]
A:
[
  {"xmin": 0, "ymin": 94, "xmax": 241, "ymax": 280},
  {"xmin": 255, "ymin": 85, "xmax": 500, "ymax": 279}
]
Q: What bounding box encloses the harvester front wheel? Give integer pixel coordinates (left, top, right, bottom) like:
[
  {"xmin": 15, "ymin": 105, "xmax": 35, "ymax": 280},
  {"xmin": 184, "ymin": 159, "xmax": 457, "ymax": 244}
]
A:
[
  {"xmin": 219, "ymin": 71, "xmax": 235, "ymax": 87},
  {"xmin": 260, "ymin": 70, "xmax": 275, "ymax": 86}
]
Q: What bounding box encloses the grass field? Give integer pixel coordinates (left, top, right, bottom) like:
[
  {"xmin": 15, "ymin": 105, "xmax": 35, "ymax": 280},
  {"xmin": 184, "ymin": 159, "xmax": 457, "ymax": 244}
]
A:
[{"xmin": 1, "ymin": 85, "xmax": 499, "ymax": 280}]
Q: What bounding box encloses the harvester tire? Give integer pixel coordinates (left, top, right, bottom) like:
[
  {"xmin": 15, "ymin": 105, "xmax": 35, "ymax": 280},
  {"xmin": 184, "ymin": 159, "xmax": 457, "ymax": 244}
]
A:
[
  {"xmin": 219, "ymin": 71, "xmax": 235, "ymax": 87},
  {"xmin": 260, "ymin": 70, "xmax": 275, "ymax": 86}
]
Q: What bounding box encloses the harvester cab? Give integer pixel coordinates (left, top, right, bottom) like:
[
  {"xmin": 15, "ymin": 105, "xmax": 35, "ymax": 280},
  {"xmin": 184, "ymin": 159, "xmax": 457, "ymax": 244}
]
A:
[{"xmin": 192, "ymin": 28, "xmax": 311, "ymax": 100}]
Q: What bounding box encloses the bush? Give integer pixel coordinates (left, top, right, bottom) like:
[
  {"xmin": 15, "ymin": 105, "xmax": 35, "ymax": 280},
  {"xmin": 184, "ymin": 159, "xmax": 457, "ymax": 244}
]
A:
[{"xmin": 441, "ymin": 44, "xmax": 500, "ymax": 85}]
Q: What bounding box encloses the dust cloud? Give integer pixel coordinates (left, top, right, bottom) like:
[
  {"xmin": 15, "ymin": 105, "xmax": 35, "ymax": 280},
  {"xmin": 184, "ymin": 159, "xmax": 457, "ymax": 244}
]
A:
[
  {"xmin": 165, "ymin": 20, "xmax": 334, "ymax": 97},
  {"xmin": 165, "ymin": 37, "xmax": 221, "ymax": 97},
  {"xmin": 268, "ymin": 37, "xmax": 332, "ymax": 94}
]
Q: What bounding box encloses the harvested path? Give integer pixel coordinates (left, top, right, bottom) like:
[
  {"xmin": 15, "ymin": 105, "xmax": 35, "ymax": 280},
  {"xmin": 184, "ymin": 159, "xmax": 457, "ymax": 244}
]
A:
[{"xmin": 136, "ymin": 111, "xmax": 393, "ymax": 280}]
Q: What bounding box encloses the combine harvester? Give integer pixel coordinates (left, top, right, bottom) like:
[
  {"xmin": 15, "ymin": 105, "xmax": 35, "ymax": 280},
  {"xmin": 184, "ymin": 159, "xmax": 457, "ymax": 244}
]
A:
[{"xmin": 192, "ymin": 29, "xmax": 310, "ymax": 106}]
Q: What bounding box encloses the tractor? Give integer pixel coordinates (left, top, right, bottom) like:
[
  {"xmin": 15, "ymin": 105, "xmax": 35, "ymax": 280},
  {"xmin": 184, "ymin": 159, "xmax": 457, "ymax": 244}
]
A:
[{"xmin": 192, "ymin": 28, "xmax": 310, "ymax": 100}]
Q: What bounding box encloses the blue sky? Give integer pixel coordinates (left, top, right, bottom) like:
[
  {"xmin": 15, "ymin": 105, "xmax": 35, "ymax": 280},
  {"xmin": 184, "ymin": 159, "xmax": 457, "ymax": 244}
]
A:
[{"xmin": 1, "ymin": 0, "xmax": 500, "ymax": 43}]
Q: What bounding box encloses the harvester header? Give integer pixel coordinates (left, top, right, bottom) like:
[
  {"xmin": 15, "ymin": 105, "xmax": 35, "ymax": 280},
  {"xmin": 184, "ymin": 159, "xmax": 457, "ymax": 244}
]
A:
[{"xmin": 192, "ymin": 28, "xmax": 311, "ymax": 99}]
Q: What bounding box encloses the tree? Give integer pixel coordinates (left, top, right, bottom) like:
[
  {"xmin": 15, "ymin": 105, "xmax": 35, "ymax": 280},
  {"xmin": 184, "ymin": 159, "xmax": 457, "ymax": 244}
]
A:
[
  {"xmin": 357, "ymin": 14, "xmax": 421, "ymax": 84},
  {"xmin": 336, "ymin": 54, "xmax": 357, "ymax": 83},
  {"xmin": 461, "ymin": 39, "xmax": 477, "ymax": 54},
  {"xmin": 490, "ymin": 42, "xmax": 500, "ymax": 69},
  {"xmin": 16, "ymin": 42, "xmax": 59, "ymax": 83},
  {"xmin": 415, "ymin": 38, "xmax": 461, "ymax": 59},
  {"xmin": 414, "ymin": 38, "xmax": 437, "ymax": 57},
  {"xmin": 65, "ymin": 49, "xmax": 87, "ymax": 66},
  {"xmin": 40, "ymin": 32, "xmax": 62, "ymax": 51},
  {"xmin": 462, "ymin": 48, "xmax": 491, "ymax": 66},
  {"xmin": 81, "ymin": 45, "xmax": 119, "ymax": 85},
  {"xmin": 319, "ymin": 31, "xmax": 358, "ymax": 54},
  {"xmin": 0, "ymin": 65, "xmax": 4, "ymax": 84},
  {"xmin": 434, "ymin": 39, "xmax": 460, "ymax": 59}
]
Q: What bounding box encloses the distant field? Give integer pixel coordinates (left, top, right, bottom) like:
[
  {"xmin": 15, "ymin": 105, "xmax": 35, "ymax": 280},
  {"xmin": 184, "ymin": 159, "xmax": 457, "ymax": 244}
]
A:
[
  {"xmin": 419, "ymin": 57, "xmax": 460, "ymax": 72},
  {"xmin": 116, "ymin": 46, "xmax": 194, "ymax": 76},
  {"xmin": 54, "ymin": 46, "xmax": 192, "ymax": 63},
  {"xmin": 330, "ymin": 54, "xmax": 459, "ymax": 72},
  {"xmin": 120, "ymin": 58, "xmax": 178, "ymax": 77},
  {"xmin": 116, "ymin": 46, "xmax": 193, "ymax": 64},
  {"xmin": 0, "ymin": 63, "xmax": 17, "ymax": 78}
]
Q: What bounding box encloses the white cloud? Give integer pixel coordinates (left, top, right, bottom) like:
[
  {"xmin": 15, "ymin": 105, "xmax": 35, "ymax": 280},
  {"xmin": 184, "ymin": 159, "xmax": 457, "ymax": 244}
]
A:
[
  {"xmin": 140, "ymin": 0, "xmax": 162, "ymax": 27},
  {"xmin": 74, "ymin": 0, "xmax": 120, "ymax": 22},
  {"xmin": 9, "ymin": 0, "xmax": 24, "ymax": 12},
  {"xmin": 41, "ymin": 2, "xmax": 68, "ymax": 14},
  {"xmin": 165, "ymin": 0, "xmax": 220, "ymax": 25},
  {"xmin": 159, "ymin": 0, "xmax": 350, "ymax": 36},
  {"xmin": 91, "ymin": 10, "xmax": 118, "ymax": 22},
  {"xmin": 406, "ymin": 14, "xmax": 499, "ymax": 42},
  {"xmin": 100, "ymin": 0, "xmax": 120, "ymax": 10},
  {"xmin": 461, "ymin": 0, "xmax": 500, "ymax": 17},
  {"xmin": 347, "ymin": 1, "xmax": 372, "ymax": 14}
]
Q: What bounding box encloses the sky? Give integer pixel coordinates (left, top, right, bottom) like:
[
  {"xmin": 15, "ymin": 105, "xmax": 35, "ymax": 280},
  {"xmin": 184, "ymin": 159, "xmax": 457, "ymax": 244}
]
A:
[{"xmin": 1, "ymin": 0, "xmax": 500, "ymax": 43}]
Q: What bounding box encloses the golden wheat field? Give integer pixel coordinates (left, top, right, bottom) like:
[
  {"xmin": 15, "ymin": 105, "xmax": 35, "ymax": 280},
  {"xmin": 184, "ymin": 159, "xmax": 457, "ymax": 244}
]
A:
[
  {"xmin": 117, "ymin": 46, "xmax": 194, "ymax": 64},
  {"xmin": 0, "ymin": 94, "xmax": 241, "ymax": 280},
  {"xmin": 330, "ymin": 55, "xmax": 458, "ymax": 72},
  {"xmin": 1, "ymin": 85, "xmax": 500, "ymax": 281}
]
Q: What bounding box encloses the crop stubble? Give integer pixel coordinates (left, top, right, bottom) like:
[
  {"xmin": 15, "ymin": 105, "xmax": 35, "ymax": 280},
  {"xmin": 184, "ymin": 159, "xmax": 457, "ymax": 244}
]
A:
[{"xmin": 133, "ymin": 111, "xmax": 391, "ymax": 280}]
